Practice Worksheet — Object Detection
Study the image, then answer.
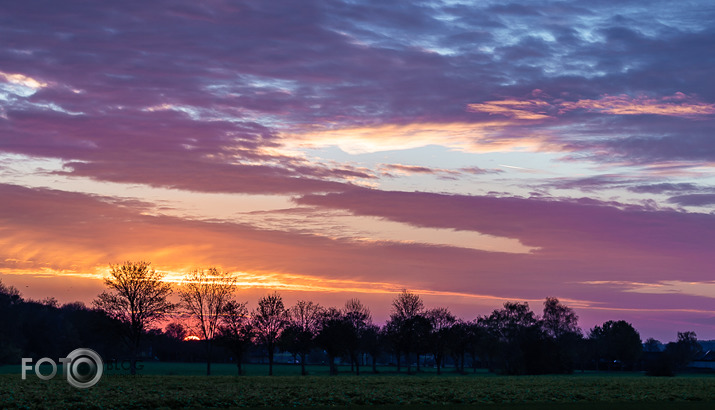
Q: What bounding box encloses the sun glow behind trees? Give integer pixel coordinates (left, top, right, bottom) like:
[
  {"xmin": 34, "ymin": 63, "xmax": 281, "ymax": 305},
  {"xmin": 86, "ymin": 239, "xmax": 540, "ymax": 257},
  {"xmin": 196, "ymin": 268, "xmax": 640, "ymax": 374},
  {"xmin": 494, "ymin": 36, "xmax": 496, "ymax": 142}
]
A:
[{"xmin": 1, "ymin": 268, "xmax": 704, "ymax": 377}]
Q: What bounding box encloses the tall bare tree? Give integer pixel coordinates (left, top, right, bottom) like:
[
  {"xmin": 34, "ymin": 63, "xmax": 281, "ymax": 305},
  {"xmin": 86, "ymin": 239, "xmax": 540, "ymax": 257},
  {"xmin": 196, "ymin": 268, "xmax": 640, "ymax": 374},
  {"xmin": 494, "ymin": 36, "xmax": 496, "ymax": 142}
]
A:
[
  {"xmin": 253, "ymin": 292, "xmax": 288, "ymax": 375},
  {"xmin": 219, "ymin": 300, "xmax": 253, "ymax": 375},
  {"xmin": 343, "ymin": 298, "xmax": 372, "ymax": 375},
  {"xmin": 283, "ymin": 300, "xmax": 323, "ymax": 375},
  {"xmin": 391, "ymin": 289, "xmax": 424, "ymax": 320},
  {"xmin": 425, "ymin": 307, "xmax": 456, "ymax": 375},
  {"xmin": 93, "ymin": 261, "xmax": 174, "ymax": 375},
  {"xmin": 388, "ymin": 289, "xmax": 425, "ymax": 373},
  {"xmin": 179, "ymin": 267, "xmax": 237, "ymax": 376}
]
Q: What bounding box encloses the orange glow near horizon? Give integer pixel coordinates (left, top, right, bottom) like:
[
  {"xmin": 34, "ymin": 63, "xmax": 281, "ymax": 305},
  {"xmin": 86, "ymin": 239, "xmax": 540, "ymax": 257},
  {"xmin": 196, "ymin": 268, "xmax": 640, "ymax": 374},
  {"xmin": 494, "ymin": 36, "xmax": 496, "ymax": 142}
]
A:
[{"xmin": 5, "ymin": 266, "xmax": 715, "ymax": 319}]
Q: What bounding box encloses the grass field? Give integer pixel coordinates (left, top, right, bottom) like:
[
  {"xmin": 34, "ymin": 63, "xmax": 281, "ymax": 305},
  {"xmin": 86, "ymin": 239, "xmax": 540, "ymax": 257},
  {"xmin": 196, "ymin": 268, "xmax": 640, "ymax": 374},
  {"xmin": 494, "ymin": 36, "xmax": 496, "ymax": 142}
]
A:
[{"xmin": 1, "ymin": 363, "xmax": 715, "ymax": 409}]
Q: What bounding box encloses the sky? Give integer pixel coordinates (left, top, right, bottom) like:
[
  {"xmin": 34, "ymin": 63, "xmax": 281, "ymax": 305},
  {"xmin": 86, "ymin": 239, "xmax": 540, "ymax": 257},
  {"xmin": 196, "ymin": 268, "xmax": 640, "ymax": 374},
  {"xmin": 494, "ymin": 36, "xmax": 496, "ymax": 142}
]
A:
[{"xmin": 1, "ymin": 0, "xmax": 715, "ymax": 342}]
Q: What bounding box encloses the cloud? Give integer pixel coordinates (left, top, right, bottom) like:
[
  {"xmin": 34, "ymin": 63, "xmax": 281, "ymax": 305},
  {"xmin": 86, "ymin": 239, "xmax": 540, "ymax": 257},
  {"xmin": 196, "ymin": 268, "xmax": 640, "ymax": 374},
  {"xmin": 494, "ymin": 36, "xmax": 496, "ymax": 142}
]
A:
[
  {"xmin": 0, "ymin": 71, "xmax": 47, "ymax": 88},
  {"xmin": 3, "ymin": 181, "xmax": 713, "ymax": 300},
  {"xmin": 628, "ymin": 183, "xmax": 700, "ymax": 194},
  {"xmin": 0, "ymin": 106, "xmax": 374, "ymax": 194},
  {"xmin": 378, "ymin": 163, "xmax": 503, "ymax": 180},
  {"xmin": 543, "ymin": 175, "xmax": 634, "ymax": 192},
  {"xmin": 297, "ymin": 188, "xmax": 715, "ymax": 277},
  {"xmin": 465, "ymin": 93, "xmax": 715, "ymax": 168},
  {"xmin": 468, "ymin": 93, "xmax": 715, "ymax": 120},
  {"xmin": 623, "ymin": 280, "xmax": 715, "ymax": 299},
  {"xmin": 381, "ymin": 163, "xmax": 447, "ymax": 175},
  {"xmin": 0, "ymin": 183, "xmax": 535, "ymax": 281},
  {"xmin": 467, "ymin": 100, "xmax": 552, "ymax": 120},
  {"xmin": 283, "ymin": 121, "xmax": 550, "ymax": 154},
  {"xmin": 560, "ymin": 93, "xmax": 715, "ymax": 117},
  {"xmin": 668, "ymin": 194, "xmax": 715, "ymax": 207},
  {"xmin": 460, "ymin": 166, "xmax": 504, "ymax": 175},
  {"xmin": 380, "ymin": 163, "xmax": 465, "ymax": 179},
  {"xmin": 1, "ymin": 0, "xmax": 714, "ymax": 187},
  {"xmin": 541, "ymin": 176, "xmax": 715, "ymax": 202}
]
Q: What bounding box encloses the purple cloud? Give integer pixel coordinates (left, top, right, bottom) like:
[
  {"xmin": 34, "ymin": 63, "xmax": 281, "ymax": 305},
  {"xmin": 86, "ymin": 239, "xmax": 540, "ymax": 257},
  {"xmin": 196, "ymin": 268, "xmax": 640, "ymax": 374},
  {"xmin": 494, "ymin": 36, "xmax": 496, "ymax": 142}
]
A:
[
  {"xmin": 297, "ymin": 188, "xmax": 715, "ymax": 277},
  {"xmin": 2, "ymin": 0, "xmax": 715, "ymax": 340},
  {"xmin": 629, "ymin": 183, "xmax": 700, "ymax": 194},
  {"xmin": 1, "ymin": 0, "xmax": 714, "ymax": 180},
  {"xmin": 668, "ymin": 194, "xmax": 715, "ymax": 207}
]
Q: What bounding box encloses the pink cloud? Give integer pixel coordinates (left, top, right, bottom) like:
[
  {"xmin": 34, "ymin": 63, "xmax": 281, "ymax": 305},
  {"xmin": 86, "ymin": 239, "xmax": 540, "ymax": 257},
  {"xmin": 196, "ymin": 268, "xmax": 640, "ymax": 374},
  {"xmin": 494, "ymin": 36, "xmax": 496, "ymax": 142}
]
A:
[
  {"xmin": 468, "ymin": 92, "xmax": 715, "ymax": 120},
  {"xmin": 2, "ymin": 183, "xmax": 715, "ymax": 340},
  {"xmin": 467, "ymin": 99, "xmax": 552, "ymax": 120},
  {"xmin": 560, "ymin": 93, "xmax": 715, "ymax": 117}
]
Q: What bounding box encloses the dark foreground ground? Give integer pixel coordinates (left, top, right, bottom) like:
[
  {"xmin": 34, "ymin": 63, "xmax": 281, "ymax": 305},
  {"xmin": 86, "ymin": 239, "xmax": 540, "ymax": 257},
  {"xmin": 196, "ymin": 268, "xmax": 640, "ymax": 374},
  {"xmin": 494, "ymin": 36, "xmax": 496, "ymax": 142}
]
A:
[{"xmin": 1, "ymin": 363, "xmax": 714, "ymax": 409}]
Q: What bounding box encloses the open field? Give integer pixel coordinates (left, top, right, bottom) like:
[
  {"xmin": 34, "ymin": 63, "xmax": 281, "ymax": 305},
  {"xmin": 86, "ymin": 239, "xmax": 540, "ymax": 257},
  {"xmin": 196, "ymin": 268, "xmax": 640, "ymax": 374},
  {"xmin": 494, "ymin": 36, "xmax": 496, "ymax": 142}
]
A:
[
  {"xmin": 8, "ymin": 362, "xmax": 455, "ymax": 377},
  {"xmin": 1, "ymin": 363, "xmax": 715, "ymax": 409},
  {"xmin": 4, "ymin": 361, "xmax": 712, "ymax": 378}
]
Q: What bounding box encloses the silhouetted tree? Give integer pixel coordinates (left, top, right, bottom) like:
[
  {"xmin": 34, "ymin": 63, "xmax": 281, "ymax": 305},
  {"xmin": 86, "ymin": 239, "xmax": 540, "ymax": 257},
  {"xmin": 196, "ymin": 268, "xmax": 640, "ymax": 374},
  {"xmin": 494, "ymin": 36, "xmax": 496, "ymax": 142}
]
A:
[
  {"xmin": 411, "ymin": 315, "xmax": 432, "ymax": 372},
  {"xmin": 464, "ymin": 319, "xmax": 486, "ymax": 373},
  {"xmin": 481, "ymin": 301, "xmax": 539, "ymax": 374},
  {"xmin": 361, "ymin": 324, "xmax": 382, "ymax": 373},
  {"xmin": 386, "ymin": 314, "xmax": 431, "ymax": 374},
  {"xmin": 281, "ymin": 300, "xmax": 322, "ymax": 375},
  {"xmin": 382, "ymin": 317, "xmax": 403, "ymax": 371},
  {"xmin": 218, "ymin": 300, "xmax": 253, "ymax": 375},
  {"xmin": 589, "ymin": 320, "xmax": 642, "ymax": 370},
  {"xmin": 541, "ymin": 297, "xmax": 582, "ymax": 373},
  {"xmin": 343, "ymin": 298, "xmax": 372, "ymax": 375},
  {"xmin": 253, "ymin": 292, "xmax": 287, "ymax": 375},
  {"xmin": 0, "ymin": 279, "xmax": 22, "ymax": 363},
  {"xmin": 64, "ymin": 302, "xmax": 124, "ymax": 359},
  {"xmin": 179, "ymin": 267, "xmax": 237, "ymax": 376},
  {"xmin": 3, "ymin": 273, "xmax": 679, "ymax": 379},
  {"xmin": 278, "ymin": 325, "xmax": 301, "ymax": 365},
  {"xmin": 644, "ymin": 338, "xmax": 663, "ymax": 353},
  {"xmin": 94, "ymin": 261, "xmax": 175, "ymax": 375},
  {"xmin": 0, "ymin": 279, "xmax": 21, "ymax": 306},
  {"xmin": 542, "ymin": 297, "xmax": 579, "ymax": 339},
  {"xmin": 450, "ymin": 320, "xmax": 479, "ymax": 373},
  {"xmin": 476, "ymin": 315, "xmax": 499, "ymax": 372},
  {"xmin": 165, "ymin": 322, "xmax": 188, "ymax": 341},
  {"xmin": 388, "ymin": 289, "xmax": 426, "ymax": 373},
  {"xmin": 425, "ymin": 307, "xmax": 455, "ymax": 375},
  {"xmin": 646, "ymin": 331, "xmax": 702, "ymax": 377},
  {"xmin": 315, "ymin": 307, "xmax": 351, "ymax": 375},
  {"xmin": 392, "ymin": 289, "xmax": 424, "ymax": 318},
  {"xmin": 39, "ymin": 296, "xmax": 59, "ymax": 308},
  {"xmin": 668, "ymin": 331, "xmax": 702, "ymax": 370}
]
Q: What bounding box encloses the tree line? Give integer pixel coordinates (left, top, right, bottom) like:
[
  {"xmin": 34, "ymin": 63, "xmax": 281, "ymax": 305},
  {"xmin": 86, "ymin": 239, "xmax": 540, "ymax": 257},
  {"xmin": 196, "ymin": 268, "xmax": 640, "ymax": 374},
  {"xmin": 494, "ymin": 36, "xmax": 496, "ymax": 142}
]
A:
[{"xmin": 0, "ymin": 261, "xmax": 705, "ymax": 377}]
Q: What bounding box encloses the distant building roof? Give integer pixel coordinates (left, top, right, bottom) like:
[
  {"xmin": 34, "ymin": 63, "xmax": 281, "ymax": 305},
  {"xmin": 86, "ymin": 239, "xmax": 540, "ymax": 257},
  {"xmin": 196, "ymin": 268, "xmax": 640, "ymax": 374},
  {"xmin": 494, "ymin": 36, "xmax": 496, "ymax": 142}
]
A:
[{"xmin": 695, "ymin": 350, "xmax": 715, "ymax": 361}]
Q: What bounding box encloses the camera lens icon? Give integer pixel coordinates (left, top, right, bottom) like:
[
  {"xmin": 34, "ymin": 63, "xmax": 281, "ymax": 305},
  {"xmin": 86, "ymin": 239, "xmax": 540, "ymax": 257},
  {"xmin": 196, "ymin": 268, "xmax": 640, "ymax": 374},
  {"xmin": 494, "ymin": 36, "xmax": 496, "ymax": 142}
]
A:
[{"xmin": 64, "ymin": 348, "xmax": 103, "ymax": 388}]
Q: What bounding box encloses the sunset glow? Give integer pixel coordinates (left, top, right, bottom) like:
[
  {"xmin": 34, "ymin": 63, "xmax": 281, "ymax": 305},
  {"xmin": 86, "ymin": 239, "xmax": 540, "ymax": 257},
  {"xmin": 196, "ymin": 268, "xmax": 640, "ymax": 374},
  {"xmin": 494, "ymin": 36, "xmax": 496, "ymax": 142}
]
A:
[{"xmin": 1, "ymin": 0, "xmax": 715, "ymax": 342}]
